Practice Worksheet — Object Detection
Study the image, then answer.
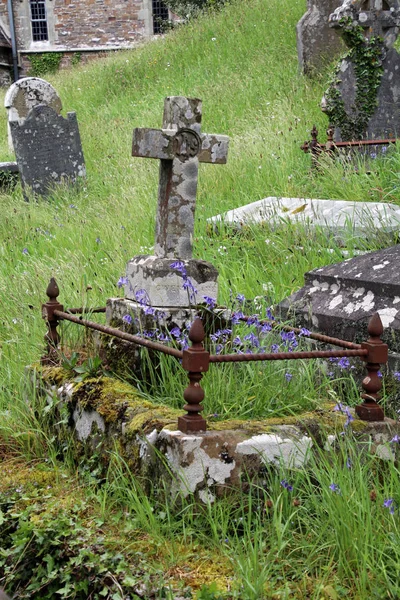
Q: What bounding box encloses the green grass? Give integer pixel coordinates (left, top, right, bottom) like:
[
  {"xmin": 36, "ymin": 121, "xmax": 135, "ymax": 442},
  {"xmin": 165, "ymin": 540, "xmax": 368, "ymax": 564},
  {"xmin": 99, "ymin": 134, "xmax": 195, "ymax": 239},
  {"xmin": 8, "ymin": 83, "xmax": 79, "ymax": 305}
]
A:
[{"xmin": 1, "ymin": 0, "xmax": 400, "ymax": 597}]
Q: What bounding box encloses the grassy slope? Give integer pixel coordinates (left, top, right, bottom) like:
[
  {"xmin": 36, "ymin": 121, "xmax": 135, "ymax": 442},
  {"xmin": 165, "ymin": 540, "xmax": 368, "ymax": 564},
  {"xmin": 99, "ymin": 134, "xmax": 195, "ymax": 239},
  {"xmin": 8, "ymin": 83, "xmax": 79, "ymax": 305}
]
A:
[{"xmin": 1, "ymin": 1, "xmax": 400, "ymax": 598}]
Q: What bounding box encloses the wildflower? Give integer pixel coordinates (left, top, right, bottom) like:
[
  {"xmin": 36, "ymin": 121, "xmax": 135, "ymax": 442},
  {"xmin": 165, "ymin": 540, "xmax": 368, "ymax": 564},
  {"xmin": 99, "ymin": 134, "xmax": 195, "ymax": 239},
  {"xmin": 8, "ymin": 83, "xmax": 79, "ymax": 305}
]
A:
[
  {"xmin": 203, "ymin": 295, "xmax": 217, "ymax": 309},
  {"xmin": 95, "ymin": 237, "xmax": 101, "ymax": 244},
  {"xmin": 170, "ymin": 261, "xmax": 186, "ymax": 275},
  {"xmin": 122, "ymin": 314, "xmax": 132, "ymax": 325},
  {"xmin": 393, "ymin": 372, "xmax": 400, "ymax": 381},
  {"xmin": 346, "ymin": 457, "xmax": 352, "ymax": 469},
  {"xmin": 382, "ymin": 146, "xmax": 388, "ymax": 154},
  {"xmin": 285, "ymin": 372, "xmax": 293, "ymax": 382},
  {"xmin": 247, "ymin": 314, "xmax": 260, "ymax": 327},
  {"xmin": 280, "ymin": 479, "xmax": 293, "ymax": 492},
  {"xmin": 329, "ymin": 483, "xmax": 340, "ymax": 493},
  {"xmin": 259, "ymin": 322, "xmax": 272, "ymax": 333},
  {"xmin": 338, "ymin": 357, "xmax": 350, "ymax": 369},
  {"xmin": 299, "ymin": 328, "xmax": 311, "ymax": 336},
  {"xmin": 232, "ymin": 311, "xmax": 244, "ymax": 325},
  {"xmin": 390, "ymin": 434, "xmax": 400, "ymax": 444},
  {"xmin": 117, "ymin": 276, "xmax": 128, "ymax": 288},
  {"xmin": 383, "ymin": 498, "xmax": 395, "ymax": 514},
  {"xmin": 170, "ymin": 327, "xmax": 181, "ymax": 338},
  {"xmin": 266, "ymin": 308, "xmax": 275, "ymax": 321},
  {"xmin": 271, "ymin": 344, "xmax": 279, "ymax": 353},
  {"xmin": 22, "ymin": 248, "xmax": 29, "ymax": 255},
  {"xmin": 370, "ymin": 152, "xmax": 377, "ymax": 159},
  {"xmin": 143, "ymin": 305, "xmax": 156, "ymax": 316},
  {"xmin": 244, "ymin": 332, "xmax": 260, "ymax": 348},
  {"xmin": 233, "ymin": 336, "xmax": 242, "ymax": 346},
  {"xmin": 236, "ymin": 294, "xmax": 246, "ymax": 304},
  {"xmin": 377, "ymin": 370, "xmax": 382, "ymax": 378}
]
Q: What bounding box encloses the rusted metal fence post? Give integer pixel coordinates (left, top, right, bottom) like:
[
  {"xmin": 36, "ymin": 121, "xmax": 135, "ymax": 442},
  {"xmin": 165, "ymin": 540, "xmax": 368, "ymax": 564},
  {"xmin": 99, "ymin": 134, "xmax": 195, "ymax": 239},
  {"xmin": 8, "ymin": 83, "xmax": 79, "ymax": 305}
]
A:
[
  {"xmin": 178, "ymin": 318, "xmax": 209, "ymax": 433},
  {"xmin": 41, "ymin": 277, "xmax": 64, "ymax": 365},
  {"xmin": 356, "ymin": 313, "xmax": 387, "ymax": 421}
]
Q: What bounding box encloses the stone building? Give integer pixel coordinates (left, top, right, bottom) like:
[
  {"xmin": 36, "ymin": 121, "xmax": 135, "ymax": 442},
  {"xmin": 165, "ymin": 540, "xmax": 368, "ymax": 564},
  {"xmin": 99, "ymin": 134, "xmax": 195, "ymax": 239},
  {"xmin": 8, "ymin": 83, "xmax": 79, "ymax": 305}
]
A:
[{"xmin": 0, "ymin": 0, "xmax": 172, "ymax": 84}]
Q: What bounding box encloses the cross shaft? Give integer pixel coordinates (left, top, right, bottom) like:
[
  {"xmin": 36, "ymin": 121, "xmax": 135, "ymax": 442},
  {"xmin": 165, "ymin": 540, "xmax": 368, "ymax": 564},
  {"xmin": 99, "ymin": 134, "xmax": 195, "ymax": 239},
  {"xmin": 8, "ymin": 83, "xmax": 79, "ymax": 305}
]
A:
[{"xmin": 132, "ymin": 97, "xmax": 229, "ymax": 260}]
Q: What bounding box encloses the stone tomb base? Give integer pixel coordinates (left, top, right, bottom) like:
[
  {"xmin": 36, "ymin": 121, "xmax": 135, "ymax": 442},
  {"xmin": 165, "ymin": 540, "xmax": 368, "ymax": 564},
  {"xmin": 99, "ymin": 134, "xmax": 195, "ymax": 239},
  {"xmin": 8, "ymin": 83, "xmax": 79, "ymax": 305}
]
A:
[
  {"xmin": 277, "ymin": 245, "xmax": 400, "ymax": 369},
  {"xmin": 40, "ymin": 370, "xmax": 400, "ymax": 503}
]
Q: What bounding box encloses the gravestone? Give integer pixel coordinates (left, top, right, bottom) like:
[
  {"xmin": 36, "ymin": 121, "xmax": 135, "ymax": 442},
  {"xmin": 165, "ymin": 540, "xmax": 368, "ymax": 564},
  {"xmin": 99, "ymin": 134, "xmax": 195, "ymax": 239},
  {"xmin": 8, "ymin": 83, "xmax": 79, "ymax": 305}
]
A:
[
  {"xmin": 210, "ymin": 196, "xmax": 400, "ymax": 247},
  {"xmin": 10, "ymin": 104, "xmax": 86, "ymax": 198},
  {"xmin": 126, "ymin": 96, "xmax": 229, "ymax": 308},
  {"xmin": 278, "ymin": 245, "xmax": 400, "ymax": 365},
  {"xmin": 322, "ymin": 0, "xmax": 400, "ymax": 141},
  {"xmin": 4, "ymin": 77, "xmax": 62, "ymax": 151},
  {"xmin": 107, "ymin": 96, "xmax": 229, "ymax": 358},
  {"xmin": 297, "ymin": 0, "xmax": 345, "ymax": 75}
]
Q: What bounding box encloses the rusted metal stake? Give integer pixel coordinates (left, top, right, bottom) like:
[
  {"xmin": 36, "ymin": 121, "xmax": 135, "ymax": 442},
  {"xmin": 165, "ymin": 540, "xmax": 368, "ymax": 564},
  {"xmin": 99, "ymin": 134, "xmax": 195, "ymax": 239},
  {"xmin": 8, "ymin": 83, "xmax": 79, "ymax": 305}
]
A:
[
  {"xmin": 356, "ymin": 313, "xmax": 387, "ymax": 422},
  {"xmin": 41, "ymin": 277, "xmax": 64, "ymax": 365},
  {"xmin": 178, "ymin": 318, "xmax": 209, "ymax": 433}
]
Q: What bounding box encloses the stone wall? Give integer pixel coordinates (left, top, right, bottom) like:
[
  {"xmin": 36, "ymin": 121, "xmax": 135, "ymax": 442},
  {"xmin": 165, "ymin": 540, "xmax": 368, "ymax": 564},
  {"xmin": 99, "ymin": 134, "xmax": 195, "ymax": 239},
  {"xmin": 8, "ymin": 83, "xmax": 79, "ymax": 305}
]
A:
[{"xmin": 0, "ymin": 0, "xmax": 152, "ymax": 52}]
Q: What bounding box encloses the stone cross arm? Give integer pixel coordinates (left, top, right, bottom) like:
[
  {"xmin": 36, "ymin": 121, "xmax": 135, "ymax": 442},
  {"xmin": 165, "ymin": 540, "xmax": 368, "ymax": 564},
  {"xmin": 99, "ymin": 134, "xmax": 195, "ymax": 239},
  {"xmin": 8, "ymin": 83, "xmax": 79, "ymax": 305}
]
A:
[{"xmin": 132, "ymin": 127, "xmax": 229, "ymax": 164}]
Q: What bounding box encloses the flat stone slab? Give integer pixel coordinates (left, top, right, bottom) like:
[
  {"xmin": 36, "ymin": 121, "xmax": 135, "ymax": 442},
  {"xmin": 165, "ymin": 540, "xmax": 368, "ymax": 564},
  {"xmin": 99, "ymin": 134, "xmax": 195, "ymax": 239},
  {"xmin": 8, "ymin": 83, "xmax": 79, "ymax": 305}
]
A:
[
  {"xmin": 210, "ymin": 197, "xmax": 400, "ymax": 245},
  {"xmin": 278, "ymin": 245, "xmax": 400, "ymax": 355}
]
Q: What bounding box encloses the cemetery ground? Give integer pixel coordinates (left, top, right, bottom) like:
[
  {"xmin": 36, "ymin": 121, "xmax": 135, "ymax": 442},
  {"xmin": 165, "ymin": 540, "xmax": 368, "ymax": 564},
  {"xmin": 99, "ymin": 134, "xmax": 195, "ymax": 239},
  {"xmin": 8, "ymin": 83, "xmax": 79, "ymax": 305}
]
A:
[{"xmin": 1, "ymin": 0, "xmax": 400, "ymax": 597}]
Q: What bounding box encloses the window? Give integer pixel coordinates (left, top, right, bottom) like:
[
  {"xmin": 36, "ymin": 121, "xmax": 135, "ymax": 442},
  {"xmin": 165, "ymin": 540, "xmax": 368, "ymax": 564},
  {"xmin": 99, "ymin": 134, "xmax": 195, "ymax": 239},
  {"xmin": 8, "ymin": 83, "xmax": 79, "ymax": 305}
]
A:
[
  {"xmin": 152, "ymin": 0, "xmax": 169, "ymax": 34},
  {"xmin": 30, "ymin": 0, "xmax": 48, "ymax": 42}
]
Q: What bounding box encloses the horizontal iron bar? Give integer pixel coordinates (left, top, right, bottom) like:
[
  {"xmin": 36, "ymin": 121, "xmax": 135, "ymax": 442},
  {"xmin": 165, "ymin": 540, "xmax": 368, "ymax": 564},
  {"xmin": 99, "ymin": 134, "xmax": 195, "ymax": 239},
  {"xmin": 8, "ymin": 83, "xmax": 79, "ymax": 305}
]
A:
[
  {"xmin": 209, "ymin": 348, "xmax": 368, "ymax": 363},
  {"xmin": 54, "ymin": 310, "xmax": 183, "ymax": 359},
  {"xmin": 330, "ymin": 138, "xmax": 397, "ymax": 148},
  {"xmin": 240, "ymin": 316, "xmax": 362, "ymax": 350},
  {"xmin": 66, "ymin": 307, "xmax": 106, "ymax": 315}
]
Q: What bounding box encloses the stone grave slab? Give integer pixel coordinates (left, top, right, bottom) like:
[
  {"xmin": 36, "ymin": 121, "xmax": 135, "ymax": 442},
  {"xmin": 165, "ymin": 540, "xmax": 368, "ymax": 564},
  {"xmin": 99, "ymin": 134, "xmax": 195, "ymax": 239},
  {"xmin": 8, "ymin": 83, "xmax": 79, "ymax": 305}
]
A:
[
  {"xmin": 209, "ymin": 197, "xmax": 400, "ymax": 246},
  {"xmin": 4, "ymin": 77, "xmax": 62, "ymax": 151},
  {"xmin": 278, "ymin": 245, "xmax": 400, "ymax": 362},
  {"xmin": 297, "ymin": 0, "xmax": 345, "ymax": 75},
  {"xmin": 10, "ymin": 104, "xmax": 86, "ymax": 198}
]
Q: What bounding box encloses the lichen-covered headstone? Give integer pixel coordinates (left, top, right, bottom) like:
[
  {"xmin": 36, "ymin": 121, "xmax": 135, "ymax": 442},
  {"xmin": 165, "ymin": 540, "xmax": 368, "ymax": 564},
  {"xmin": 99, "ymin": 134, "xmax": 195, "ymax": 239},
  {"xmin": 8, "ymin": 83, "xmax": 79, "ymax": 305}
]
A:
[
  {"xmin": 125, "ymin": 96, "xmax": 229, "ymax": 309},
  {"xmin": 297, "ymin": 0, "xmax": 345, "ymax": 75},
  {"xmin": 322, "ymin": 0, "xmax": 400, "ymax": 141},
  {"xmin": 10, "ymin": 104, "xmax": 86, "ymax": 198},
  {"xmin": 4, "ymin": 77, "xmax": 62, "ymax": 151}
]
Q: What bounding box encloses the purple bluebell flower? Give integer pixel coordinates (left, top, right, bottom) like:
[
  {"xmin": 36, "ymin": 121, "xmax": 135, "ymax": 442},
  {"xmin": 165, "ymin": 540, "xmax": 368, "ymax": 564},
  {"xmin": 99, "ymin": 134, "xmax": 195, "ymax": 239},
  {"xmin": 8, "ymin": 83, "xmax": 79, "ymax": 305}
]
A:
[
  {"xmin": 122, "ymin": 314, "xmax": 133, "ymax": 325},
  {"xmin": 244, "ymin": 332, "xmax": 260, "ymax": 348},
  {"xmin": 393, "ymin": 372, "xmax": 400, "ymax": 382},
  {"xmin": 259, "ymin": 322, "xmax": 272, "ymax": 333},
  {"xmin": 170, "ymin": 327, "xmax": 181, "ymax": 338},
  {"xmin": 383, "ymin": 498, "xmax": 395, "ymax": 514},
  {"xmin": 143, "ymin": 305, "xmax": 156, "ymax": 316},
  {"xmin": 215, "ymin": 344, "xmax": 223, "ymax": 355},
  {"xmin": 299, "ymin": 328, "xmax": 311, "ymax": 337},
  {"xmin": 170, "ymin": 261, "xmax": 186, "ymax": 274},
  {"xmin": 232, "ymin": 311, "xmax": 245, "ymax": 325},
  {"xmin": 346, "ymin": 458, "xmax": 352, "ymax": 469},
  {"xmin": 236, "ymin": 294, "xmax": 246, "ymax": 304},
  {"xmin": 285, "ymin": 372, "xmax": 293, "ymax": 382},
  {"xmin": 271, "ymin": 344, "xmax": 279, "ymax": 353},
  {"xmin": 338, "ymin": 357, "xmax": 350, "ymax": 369},
  {"xmin": 203, "ymin": 295, "xmax": 217, "ymax": 309},
  {"xmin": 233, "ymin": 336, "xmax": 242, "ymax": 346},
  {"xmin": 280, "ymin": 479, "xmax": 293, "ymax": 492},
  {"xmin": 370, "ymin": 152, "xmax": 377, "ymax": 159},
  {"xmin": 377, "ymin": 370, "xmax": 383, "ymax": 378},
  {"xmin": 247, "ymin": 315, "xmax": 260, "ymax": 327},
  {"xmin": 95, "ymin": 237, "xmax": 101, "ymax": 244},
  {"xmin": 390, "ymin": 434, "xmax": 400, "ymax": 444},
  {"xmin": 266, "ymin": 308, "xmax": 275, "ymax": 321},
  {"xmin": 117, "ymin": 276, "xmax": 128, "ymax": 288},
  {"xmin": 22, "ymin": 248, "xmax": 29, "ymax": 255},
  {"xmin": 329, "ymin": 483, "xmax": 340, "ymax": 493},
  {"xmin": 382, "ymin": 146, "xmax": 388, "ymax": 154}
]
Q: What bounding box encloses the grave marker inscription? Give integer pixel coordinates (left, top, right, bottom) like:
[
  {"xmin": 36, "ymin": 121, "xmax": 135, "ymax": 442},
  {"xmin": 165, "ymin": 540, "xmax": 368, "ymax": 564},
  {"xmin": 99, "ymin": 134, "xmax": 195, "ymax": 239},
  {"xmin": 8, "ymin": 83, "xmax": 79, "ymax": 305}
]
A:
[{"xmin": 10, "ymin": 104, "xmax": 86, "ymax": 198}]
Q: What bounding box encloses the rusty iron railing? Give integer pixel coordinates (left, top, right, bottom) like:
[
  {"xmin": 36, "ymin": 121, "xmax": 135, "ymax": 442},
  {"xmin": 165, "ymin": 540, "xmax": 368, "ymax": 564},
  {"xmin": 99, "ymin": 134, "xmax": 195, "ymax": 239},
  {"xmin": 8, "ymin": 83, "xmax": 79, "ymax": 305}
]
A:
[
  {"xmin": 41, "ymin": 278, "xmax": 388, "ymax": 433},
  {"xmin": 301, "ymin": 124, "xmax": 397, "ymax": 168}
]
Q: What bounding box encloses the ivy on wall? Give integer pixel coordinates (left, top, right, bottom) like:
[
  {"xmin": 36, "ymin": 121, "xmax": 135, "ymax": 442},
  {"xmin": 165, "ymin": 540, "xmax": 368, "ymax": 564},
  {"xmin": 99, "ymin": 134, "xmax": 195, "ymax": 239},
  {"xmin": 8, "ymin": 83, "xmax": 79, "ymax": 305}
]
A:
[
  {"xmin": 324, "ymin": 17, "xmax": 386, "ymax": 140},
  {"xmin": 28, "ymin": 52, "xmax": 63, "ymax": 77}
]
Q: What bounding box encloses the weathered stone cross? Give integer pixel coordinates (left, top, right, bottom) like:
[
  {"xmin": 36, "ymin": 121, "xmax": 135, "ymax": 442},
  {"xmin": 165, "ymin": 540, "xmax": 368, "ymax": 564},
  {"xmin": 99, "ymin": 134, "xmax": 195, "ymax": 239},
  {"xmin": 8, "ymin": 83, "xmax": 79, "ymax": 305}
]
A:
[
  {"xmin": 330, "ymin": 0, "xmax": 400, "ymax": 48},
  {"xmin": 132, "ymin": 96, "xmax": 229, "ymax": 260}
]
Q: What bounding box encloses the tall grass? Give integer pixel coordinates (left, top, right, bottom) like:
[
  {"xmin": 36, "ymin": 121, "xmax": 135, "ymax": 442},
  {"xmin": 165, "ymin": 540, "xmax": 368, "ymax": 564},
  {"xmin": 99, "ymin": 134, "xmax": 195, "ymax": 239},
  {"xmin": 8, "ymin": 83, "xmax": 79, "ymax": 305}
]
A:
[{"xmin": 0, "ymin": 0, "xmax": 400, "ymax": 596}]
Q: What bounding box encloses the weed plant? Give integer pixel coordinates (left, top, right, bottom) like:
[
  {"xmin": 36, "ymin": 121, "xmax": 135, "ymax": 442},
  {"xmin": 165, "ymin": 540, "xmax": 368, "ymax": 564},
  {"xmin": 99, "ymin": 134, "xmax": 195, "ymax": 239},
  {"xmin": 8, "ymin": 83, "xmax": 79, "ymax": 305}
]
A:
[{"xmin": 0, "ymin": 0, "xmax": 400, "ymax": 597}]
